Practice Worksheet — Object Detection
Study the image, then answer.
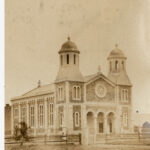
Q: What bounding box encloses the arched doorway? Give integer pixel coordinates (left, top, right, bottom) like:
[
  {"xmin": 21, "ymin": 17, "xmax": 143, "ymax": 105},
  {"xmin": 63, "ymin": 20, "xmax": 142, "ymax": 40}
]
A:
[
  {"xmin": 87, "ymin": 112, "xmax": 95, "ymax": 144},
  {"xmin": 87, "ymin": 112, "xmax": 94, "ymax": 134},
  {"xmin": 97, "ymin": 112, "xmax": 104, "ymax": 133},
  {"xmin": 107, "ymin": 112, "xmax": 115, "ymax": 133}
]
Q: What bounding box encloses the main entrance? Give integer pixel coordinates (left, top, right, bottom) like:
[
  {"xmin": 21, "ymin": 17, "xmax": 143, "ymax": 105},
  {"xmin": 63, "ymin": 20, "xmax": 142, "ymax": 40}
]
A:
[{"xmin": 86, "ymin": 111, "xmax": 115, "ymax": 144}]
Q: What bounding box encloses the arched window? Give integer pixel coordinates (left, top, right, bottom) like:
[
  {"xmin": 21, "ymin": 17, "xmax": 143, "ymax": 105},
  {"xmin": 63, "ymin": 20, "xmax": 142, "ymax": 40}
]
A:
[
  {"xmin": 39, "ymin": 104, "xmax": 44, "ymax": 127},
  {"xmin": 73, "ymin": 86, "xmax": 76, "ymax": 98},
  {"xmin": 29, "ymin": 106, "xmax": 34, "ymax": 127},
  {"xmin": 121, "ymin": 89, "xmax": 128, "ymax": 102},
  {"xmin": 48, "ymin": 103, "xmax": 54, "ymax": 126},
  {"xmin": 115, "ymin": 61, "xmax": 118, "ymax": 70},
  {"xmin": 72, "ymin": 86, "xmax": 81, "ymax": 100},
  {"xmin": 77, "ymin": 87, "xmax": 80, "ymax": 99},
  {"xmin": 122, "ymin": 61, "xmax": 124, "ymax": 70},
  {"xmin": 60, "ymin": 111, "xmax": 63, "ymax": 127},
  {"xmin": 58, "ymin": 86, "xmax": 64, "ymax": 101},
  {"xmin": 74, "ymin": 54, "xmax": 76, "ymax": 64},
  {"xmin": 110, "ymin": 61, "xmax": 112, "ymax": 72},
  {"xmin": 61, "ymin": 55, "xmax": 63, "ymax": 66},
  {"xmin": 123, "ymin": 113, "xmax": 128, "ymax": 127},
  {"xmin": 74, "ymin": 112, "xmax": 80, "ymax": 127},
  {"xmin": 67, "ymin": 54, "xmax": 69, "ymax": 64}
]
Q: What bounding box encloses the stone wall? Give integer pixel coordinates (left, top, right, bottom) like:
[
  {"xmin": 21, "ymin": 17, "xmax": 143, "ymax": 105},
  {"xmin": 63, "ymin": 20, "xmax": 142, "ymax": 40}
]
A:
[{"xmin": 86, "ymin": 78, "xmax": 115, "ymax": 102}]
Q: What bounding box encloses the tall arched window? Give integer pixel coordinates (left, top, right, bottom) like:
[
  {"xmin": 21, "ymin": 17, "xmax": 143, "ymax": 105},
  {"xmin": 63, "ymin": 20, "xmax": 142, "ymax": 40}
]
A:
[
  {"xmin": 77, "ymin": 87, "xmax": 80, "ymax": 99},
  {"xmin": 121, "ymin": 89, "xmax": 128, "ymax": 102},
  {"xmin": 61, "ymin": 55, "xmax": 63, "ymax": 66},
  {"xmin": 122, "ymin": 61, "xmax": 124, "ymax": 70},
  {"xmin": 73, "ymin": 87, "xmax": 76, "ymax": 98},
  {"xmin": 67, "ymin": 54, "xmax": 69, "ymax": 64},
  {"xmin": 110, "ymin": 61, "xmax": 112, "ymax": 72},
  {"xmin": 123, "ymin": 113, "xmax": 128, "ymax": 127},
  {"xmin": 39, "ymin": 104, "xmax": 44, "ymax": 127},
  {"xmin": 59, "ymin": 110, "xmax": 64, "ymax": 127},
  {"xmin": 74, "ymin": 112, "xmax": 80, "ymax": 127},
  {"xmin": 58, "ymin": 86, "xmax": 64, "ymax": 101},
  {"xmin": 115, "ymin": 61, "xmax": 118, "ymax": 70},
  {"xmin": 74, "ymin": 54, "xmax": 76, "ymax": 64}
]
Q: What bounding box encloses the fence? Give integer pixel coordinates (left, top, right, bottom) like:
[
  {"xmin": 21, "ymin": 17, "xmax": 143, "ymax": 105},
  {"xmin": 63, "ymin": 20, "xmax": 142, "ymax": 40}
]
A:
[{"xmin": 5, "ymin": 134, "xmax": 82, "ymax": 145}]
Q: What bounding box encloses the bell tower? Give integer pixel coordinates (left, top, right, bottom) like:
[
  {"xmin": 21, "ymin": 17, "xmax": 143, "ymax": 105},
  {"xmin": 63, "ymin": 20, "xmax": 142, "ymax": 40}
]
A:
[
  {"xmin": 55, "ymin": 37, "xmax": 84, "ymax": 82},
  {"xmin": 107, "ymin": 44, "xmax": 127, "ymax": 75}
]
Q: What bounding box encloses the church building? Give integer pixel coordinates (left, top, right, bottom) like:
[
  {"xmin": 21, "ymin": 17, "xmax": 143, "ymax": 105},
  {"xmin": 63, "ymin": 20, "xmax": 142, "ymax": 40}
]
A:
[{"xmin": 11, "ymin": 37, "xmax": 133, "ymax": 144}]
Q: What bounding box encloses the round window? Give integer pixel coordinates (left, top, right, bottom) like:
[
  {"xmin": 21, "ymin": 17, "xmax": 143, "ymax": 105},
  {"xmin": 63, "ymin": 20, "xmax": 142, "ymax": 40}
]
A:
[{"xmin": 95, "ymin": 84, "xmax": 107, "ymax": 98}]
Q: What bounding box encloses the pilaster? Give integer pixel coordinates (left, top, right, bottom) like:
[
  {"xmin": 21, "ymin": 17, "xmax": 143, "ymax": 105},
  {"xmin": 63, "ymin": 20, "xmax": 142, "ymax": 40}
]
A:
[
  {"xmin": 34, "ymin": 100, "xmax": 37, "ymax": 136},
  {"xmin": 18, "ymin": 103, "xmax": 21, "ymax": 123},
  {"xmin": 11, "ymin": 104, "xmax": 14, "ymax": 136},
  {"xmin": 44, "ymin": 99, "xmax": 48, "ymax": 134},
  {"xmin": 26, "ymin": 102, "xmax": 29, "ymax": 127}
]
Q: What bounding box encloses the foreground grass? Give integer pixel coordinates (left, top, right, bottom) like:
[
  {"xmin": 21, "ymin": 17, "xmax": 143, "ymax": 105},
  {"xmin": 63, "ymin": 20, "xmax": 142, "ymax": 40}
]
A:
[{"xmin": 5, "ymin": 144, "xmax": 150, "ymax": 150}]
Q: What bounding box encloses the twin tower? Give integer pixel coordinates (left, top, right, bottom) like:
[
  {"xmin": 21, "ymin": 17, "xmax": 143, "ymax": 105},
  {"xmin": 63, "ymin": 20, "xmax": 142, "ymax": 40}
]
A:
[{"xmin": 55, "ymin": 37, "xmax": 130, "ymax": 85}]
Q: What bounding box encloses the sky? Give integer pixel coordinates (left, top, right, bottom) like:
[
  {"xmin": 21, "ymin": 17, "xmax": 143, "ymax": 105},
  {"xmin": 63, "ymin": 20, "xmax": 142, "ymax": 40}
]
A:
[{"xmin": 5, "ymin": 0, "xmax": 150, "ymax": 114}]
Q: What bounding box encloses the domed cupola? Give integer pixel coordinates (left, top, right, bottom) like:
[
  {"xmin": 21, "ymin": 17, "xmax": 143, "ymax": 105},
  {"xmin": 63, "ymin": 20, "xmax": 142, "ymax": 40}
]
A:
[
  {"xmin": 107, "ymin": 44, "xmax": 132, "ymax": 86},
  {"xmin": 59, "ymin": 37, "xmax": 80, "ymax": 54},
  {"xmin": 107, "ymin": 44, "xmax": 127, "ymax": 74},
  {"xmin": 108, "ymin": 44, "xmax": 126, "ymax": 60},
  {"xmin": 55, "ymin": 37, "xmax": 84, "ymax": 83}
]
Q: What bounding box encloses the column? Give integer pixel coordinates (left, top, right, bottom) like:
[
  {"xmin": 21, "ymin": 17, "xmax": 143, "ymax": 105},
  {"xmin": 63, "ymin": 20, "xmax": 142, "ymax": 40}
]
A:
[
  {"xmin": 18, "ymin": 103, "xmax": 21, "ymax": 123},
  {"xmin": 65, "ymin": 82, "xmax": 69, "ymax": 133},
  {"xmin": 82, "ymin": 105, "xmax": 88, "ymax": 145},
  {"xmin": 11, "ymin": 105, "xmax": 14, "ymax": 136},
  {"xmin": 26, "ymin": 102, "xmax": 29, "ymax": 127},
  {"xmin": 44, "ymin": 99, "xmax": 48, "ymax": 134},
  {"xmin": 34, "ymin": 100, "xmax": 38, "ymax": 136},
  {"xmin": 94, "ymin": 114, "xmax": 97, "ymax": 144},
  {"xmin": 104, "ymin": 116, "xmax": 107, "ymax": 134}
]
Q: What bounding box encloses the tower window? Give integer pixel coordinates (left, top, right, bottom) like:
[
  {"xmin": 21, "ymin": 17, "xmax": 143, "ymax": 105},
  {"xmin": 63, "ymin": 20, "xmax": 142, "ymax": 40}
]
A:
[
  {"xmin": 67, "ymin": 54, "xmax": 69, "ymax": 64},
  {"xmin": 122, "ymin": 61, "xmax": 124, "ymax": 70},
  {"xmin": 110, "ymin": 61, "xmax": 112, "ymax": 72},
  {"xmin": 74, "ymin": 54, "xmax": 76, "ymax": 64},
  {"xmin": 61, "ymin": 55, "xmax": 63, "ymax": 66},
  {"xmin": 115, "ymin": 61, "xmax": 118, "ymax": 70}
]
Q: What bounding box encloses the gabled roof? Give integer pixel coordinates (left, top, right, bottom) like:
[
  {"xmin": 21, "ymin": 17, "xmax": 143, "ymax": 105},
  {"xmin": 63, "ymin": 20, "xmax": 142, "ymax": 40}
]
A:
[
  {"xmin": 84, "ymin": 72, "xmax": 116, "ymax": 87},
  {"xmin": 11, "ymin": 83, "xmax": 55, "ymax": 100}
]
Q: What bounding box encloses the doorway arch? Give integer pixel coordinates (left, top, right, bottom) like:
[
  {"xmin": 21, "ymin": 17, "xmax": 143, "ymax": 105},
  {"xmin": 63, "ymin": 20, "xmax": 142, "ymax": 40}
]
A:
[
  {"xmin": 87, "ymin": 112, "xmax": 94, "ymax": 134},
  {"xmin": 97, "ymin": 112, "xmax": 104, "ymax": 133}
]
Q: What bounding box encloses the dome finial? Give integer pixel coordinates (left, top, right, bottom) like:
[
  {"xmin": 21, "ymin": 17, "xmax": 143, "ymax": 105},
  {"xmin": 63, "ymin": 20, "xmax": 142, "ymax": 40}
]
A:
[
  {"xmin": 115, "ymin": 44, "xmax": 118, "ymax": 48},
  {"xmin": 67, "ymin": 36, "xmax": 70, "ymax": 41},
  {"xmin": 38, "ymin": 80, "xmax": 41, "ymax": 88},
  {"xmin": 97, "ymin": 65, "xmax": 101, "ymax": 74}
]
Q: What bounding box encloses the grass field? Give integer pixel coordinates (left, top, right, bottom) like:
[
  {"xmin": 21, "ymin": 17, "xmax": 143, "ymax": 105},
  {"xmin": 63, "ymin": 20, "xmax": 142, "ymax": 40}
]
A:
[{"xmin": 5, "ymin": 144, "xmax": 150, "ymax": 150}]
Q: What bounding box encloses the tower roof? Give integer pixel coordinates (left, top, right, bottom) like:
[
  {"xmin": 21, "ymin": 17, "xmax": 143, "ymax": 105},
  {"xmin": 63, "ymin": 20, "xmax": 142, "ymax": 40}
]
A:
[
  {"xmin": 59, "ymin": 37, "xmax": 80, "ymax": 54},
  {"xmin": 108, "ymin": 44, "xmax": 126, "ymax": 59}
]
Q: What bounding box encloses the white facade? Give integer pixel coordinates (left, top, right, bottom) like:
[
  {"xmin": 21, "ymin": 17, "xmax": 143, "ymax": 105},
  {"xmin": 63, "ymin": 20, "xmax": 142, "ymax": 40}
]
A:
[{"xmin": 11, "ymin": 38, "xmax": 133, "ymax": 144}]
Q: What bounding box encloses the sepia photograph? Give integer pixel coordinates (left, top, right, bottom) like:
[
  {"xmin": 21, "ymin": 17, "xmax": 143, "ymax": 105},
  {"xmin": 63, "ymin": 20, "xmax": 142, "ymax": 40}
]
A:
[{"xmin": 4, "ymin": 0, "xmax": 150, "ymax": 149}]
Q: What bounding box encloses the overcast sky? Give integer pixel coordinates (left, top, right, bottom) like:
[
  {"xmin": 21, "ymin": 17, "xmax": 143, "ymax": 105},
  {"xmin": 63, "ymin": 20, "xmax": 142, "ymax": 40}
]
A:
[{"xmin": 5, "ymin": 0, "xmax": 150, "ymax": 114}]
